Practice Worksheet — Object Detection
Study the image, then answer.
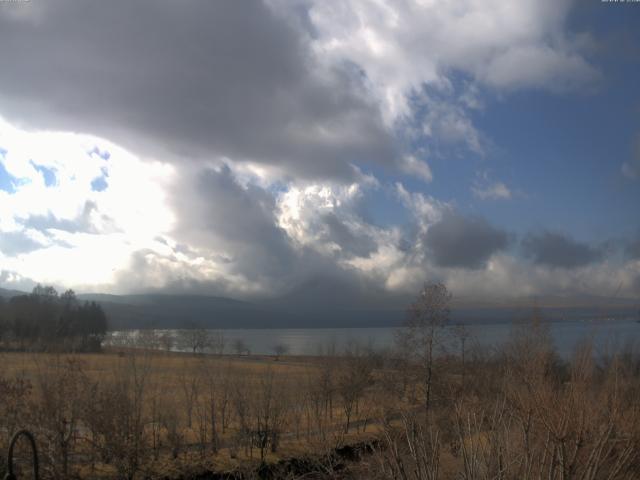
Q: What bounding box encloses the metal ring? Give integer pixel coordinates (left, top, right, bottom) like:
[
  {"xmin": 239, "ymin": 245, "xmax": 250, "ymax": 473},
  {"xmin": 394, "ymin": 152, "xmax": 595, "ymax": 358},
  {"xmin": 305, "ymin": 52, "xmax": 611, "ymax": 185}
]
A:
[{"xmin": 5, "ymin": 430, "xmax": 39, "ymax": 480}]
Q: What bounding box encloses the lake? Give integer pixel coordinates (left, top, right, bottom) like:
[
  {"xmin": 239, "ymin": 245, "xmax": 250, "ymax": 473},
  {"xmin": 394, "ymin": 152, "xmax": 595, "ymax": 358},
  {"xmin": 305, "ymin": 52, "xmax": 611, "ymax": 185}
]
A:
[{"xmin": 107, "ymin": 317, "xmax": 640, "ymax": 358}]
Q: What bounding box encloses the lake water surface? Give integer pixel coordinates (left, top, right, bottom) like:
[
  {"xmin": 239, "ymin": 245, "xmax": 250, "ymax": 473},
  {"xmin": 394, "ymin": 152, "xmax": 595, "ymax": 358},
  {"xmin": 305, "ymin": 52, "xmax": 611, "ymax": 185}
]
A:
[{"xmin": 109, "ymin": 318, "xmax": 640, "ymax": 358}]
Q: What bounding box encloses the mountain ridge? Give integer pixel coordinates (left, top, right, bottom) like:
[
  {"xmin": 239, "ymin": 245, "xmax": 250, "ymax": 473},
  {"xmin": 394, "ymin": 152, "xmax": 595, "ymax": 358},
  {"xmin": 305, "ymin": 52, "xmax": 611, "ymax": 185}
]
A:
[{"xmin": 0, "ymin": 286, "xmax": 637, "ymax": 329}]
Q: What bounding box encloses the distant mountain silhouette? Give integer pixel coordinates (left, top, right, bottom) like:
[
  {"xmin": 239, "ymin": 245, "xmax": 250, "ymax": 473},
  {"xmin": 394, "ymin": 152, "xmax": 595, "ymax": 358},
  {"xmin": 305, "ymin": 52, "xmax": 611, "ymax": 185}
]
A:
[
  {"xmin": 0, "ymin": 285, "xmax": 637, "ymax": 330},
  {"xmin": 77, "ymin": 289, "xmax": 408, "ymax": 330},
  {"xmin": 0, "ymin": 287, "xmax": 25, "ymax": 299}
]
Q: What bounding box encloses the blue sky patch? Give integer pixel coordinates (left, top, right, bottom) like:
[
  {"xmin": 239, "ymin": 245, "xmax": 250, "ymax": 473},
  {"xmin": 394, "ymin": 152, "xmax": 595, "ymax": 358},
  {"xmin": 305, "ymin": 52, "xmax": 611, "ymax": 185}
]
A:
[
  {"xmin": 89, "ymin": 146, "xmax": 111, "ymax": 161},
  {"xmin": 91, "ymin": 175, "xmax": 108, "ymax": 192},
  {"xmin": 90, "ymin": 167, "xmax": 109, "ymax": 192},
  {"xmin": 0, "ymin": 158, "xmax": 16, "ymax": 193},
  {"xmin": 31, "ymin": 161, "xmax": 57, "ymax": 187}
]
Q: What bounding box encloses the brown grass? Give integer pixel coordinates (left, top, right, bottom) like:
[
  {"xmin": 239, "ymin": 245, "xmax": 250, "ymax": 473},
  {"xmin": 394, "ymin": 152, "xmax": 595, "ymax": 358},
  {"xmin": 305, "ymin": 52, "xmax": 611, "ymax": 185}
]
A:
[{"xmin": 0, "ymin": 348, "xmax": 391, "ymax": 479}]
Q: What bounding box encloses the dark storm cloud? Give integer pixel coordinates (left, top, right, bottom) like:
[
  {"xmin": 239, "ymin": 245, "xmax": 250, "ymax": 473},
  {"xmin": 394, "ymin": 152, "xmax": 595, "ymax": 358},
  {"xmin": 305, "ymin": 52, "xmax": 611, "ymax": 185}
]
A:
[
  {"xmin": 170, "ymin": 165, "xmax": 296, "ymax": 281},
  {"xmin": 425, "ymin": 212, "xmax": 509, "ymax": 269},
  {"xmin": 522, "ymin": 231, "xmax": 603, "ymax": 268},
  {"xmin": 0, "ymin": 0, "xmax": 395, "ymax": 180}
]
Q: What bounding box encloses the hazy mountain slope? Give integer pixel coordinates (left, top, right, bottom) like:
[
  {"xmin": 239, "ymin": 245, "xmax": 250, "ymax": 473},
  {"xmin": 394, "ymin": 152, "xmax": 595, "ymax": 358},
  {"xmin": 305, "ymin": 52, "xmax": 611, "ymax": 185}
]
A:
[
  {"xmin": 0, "ymin": 287, "xmax": 25, "ymax": 299},
  {"xmin": 0, "ymin": 286, "xmax": 637, "ymax": 329}
]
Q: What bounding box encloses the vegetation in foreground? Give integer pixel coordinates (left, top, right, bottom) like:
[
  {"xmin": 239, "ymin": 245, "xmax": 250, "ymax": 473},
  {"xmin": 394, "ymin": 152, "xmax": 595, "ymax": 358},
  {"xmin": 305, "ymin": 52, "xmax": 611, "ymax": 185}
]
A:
[{"xmin": 0, "ymin": 283, "xmax": 639, "ymax": 479}]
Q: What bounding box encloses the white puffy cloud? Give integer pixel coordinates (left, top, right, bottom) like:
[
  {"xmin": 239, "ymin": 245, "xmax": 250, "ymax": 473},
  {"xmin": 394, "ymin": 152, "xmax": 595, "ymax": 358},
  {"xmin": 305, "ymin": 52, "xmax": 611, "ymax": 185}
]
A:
[
  {"xmin": 277, "ymin": 175, "xmax": 375, "ymax": 251},
  {"xmin": 304, "ymin": 0, "xmax": 598, "ymax": 166},
  {"xmin": 399, "ymin": 155, "xmax": 433, "ymax": 182},
  {"xmin": 473, "ymin": 182, "xmax": 512, "ymax": 200},
  {"xmin": 395, "ymin": 182, "xmax": 445, "ymax": 230},
  {"xmin": 472, "ymin": 172, "xmax": 512, "ymax": 200},
  {"xmin": 307, "ymin": 0, "xmax": 598, "ymax": 118}
]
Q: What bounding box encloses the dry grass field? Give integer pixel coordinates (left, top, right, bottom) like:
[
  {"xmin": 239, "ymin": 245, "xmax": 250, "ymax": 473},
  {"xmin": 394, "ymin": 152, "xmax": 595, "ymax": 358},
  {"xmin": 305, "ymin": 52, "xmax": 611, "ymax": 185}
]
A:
[
  {"xmin": 3, "ymin": 318, "xmax": 640, "ymax": 479},
  {"xmin": 0, "ymin": 346, "xmax": 390, "ymax": 479}
]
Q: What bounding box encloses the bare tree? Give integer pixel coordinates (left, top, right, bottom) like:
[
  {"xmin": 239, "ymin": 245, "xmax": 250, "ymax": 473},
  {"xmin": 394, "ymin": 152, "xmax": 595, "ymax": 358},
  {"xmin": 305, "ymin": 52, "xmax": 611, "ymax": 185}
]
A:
[
  {"xmin": 0, "ymin": 372, "xmax": 32, "ymax": 454},
  {"xmin": 397, "ymin": 282, "xmax": 451, "ymax": 414},
  {"xmin": 81, "ymin": 354, "xmax": 151, "ymax": 480},
  {"xmin": 210, "ymin": 329, "xmax": 225, "ymax": 355},
  {"xmin": 147, "ymin": 376, "xmax": 163, "ymax": 461},
  {"xmin": 337, "ymin": 344, "xmax": 374, "ymax": 433},
  {"xmin": 32, "ymin": 356, "xmax": 86, "ymax": 479},
  {"xmin": 179, "ymin": 360, "xmax": 200, "ymax": 429},
  {"xmin": 136, "ymin": 329, "xmax": 161, "ymax": 351},
  {"xmin": 272, "ymin": 343, "xmax": 289, "ymax": 361},
  {"xmin": 230, "ymin": 374, "xmax": 252, "ymax": 457},
  {"xmin": 376, "ymin": 411, "xmax": 441, "ymax": 480},
  {"xmin": 218, "ymin": 362, "xmax": 233, "ymax": 434},
  {"xmin": 197, "ymin": 356, "xmax": 225, "ymax": 453},
  {"xmin": 233, "ymin": 338, "xmax": 249, "ymax": 356},
  {"xmin": 159, "ymin": 395, "xmax": 184, "ymax": 460},
  {"xmin": 252, "ymin": 368, "xmax": 289, "ymax": 460},
  {"xmin": 178, "ymin": 323, "xmax": 212, "ymax": 354},
  {"xmin": 158, "ymin": 331, "xmax": 174, "ymax": 352},
  {"xmin": 452, "ymin": 323, "xmax": 470, "ymax": 391}
]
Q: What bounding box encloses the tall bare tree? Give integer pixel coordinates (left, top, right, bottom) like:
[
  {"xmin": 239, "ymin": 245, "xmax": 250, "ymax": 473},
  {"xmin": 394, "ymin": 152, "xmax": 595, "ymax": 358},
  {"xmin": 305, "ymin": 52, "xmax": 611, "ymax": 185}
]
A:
[{"xmin": 397, "ymin": 282, "xmax": 451, "ymax": 414}]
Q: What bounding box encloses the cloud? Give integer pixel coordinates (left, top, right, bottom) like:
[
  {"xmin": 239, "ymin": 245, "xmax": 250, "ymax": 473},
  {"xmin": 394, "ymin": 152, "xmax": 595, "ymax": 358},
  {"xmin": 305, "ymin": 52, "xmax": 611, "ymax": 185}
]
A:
[
  {"xmin": 443, "ymin": 252, "xmax": 640, "ymax": 300},
  {"xmin": 0, "ymin": 0, "xmax": 600, "ymax": 184},
  {"xmin": 395, "ymin": 183, "xmax": 444, "ymax": 229},
  {"xmin": 321, "ymin": 213, "xmax": 379, "ymax": 258},
  {"xmin": 480, "ymin": 44, "xmax": 600, "ymax": 92},
  {"xmin": 0, "ymin": 0, "xmax": 396, "ymax": 181},
  {"xmin": 424, "ymin": 211, "xmax": 509, "ymax": 269},
  {"xmin": 419, "ymin": 97, "xmax": 485, "ymax": 156},
  {"xmin": 169, "ymin": 165, "xmax": 298, "ymax": 287},
  {"xmin": 0, "ymin": 120, "xmax": 399, "ymax": 297},
  {"xmin": 472, "ymin": 172, "xmax": 512, "ymax": 200},
  {"xmin": 308, "ymin": 0, "xmax": 599, "ymax": 120},
  {"xmin": 0, "ymin": 121, "xmax": 177, "ymax": 291},
  {"xmin": 1, "ymin": 131, "xmax": 637, "ymax": 303},
  {"xmin": 522, "ymin": 231, "xmax": 603, "ymax": 269},
  {"xmin": 627, "ymin": 236, "xmax": 640, "ymax": 260},
  {"xmin": 399, "ymin": 155, "xmax": 433, "ymax": 182},
  {"xmin": 472, "ymin": 182, "xmax": 511, "ymax": 200},
  {"xmin": 0, "ymin": 120, "xmax": 174, "ymax": 238},
  {"xmin": 300, "ymin": 0, "xmax": 599, "ymax": 171},
  {"xmin": 0, "ymin": 229, "xmax": 49, "ymax": 256},
  {"xmin": 0, "ymin": 1, "xmax": 633, "ymax": 306}
]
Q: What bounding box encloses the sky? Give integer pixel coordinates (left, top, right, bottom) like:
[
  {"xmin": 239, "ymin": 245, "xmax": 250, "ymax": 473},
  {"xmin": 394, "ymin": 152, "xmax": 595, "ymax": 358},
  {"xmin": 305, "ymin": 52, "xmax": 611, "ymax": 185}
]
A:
[{"xmin": 0, "ymin": 0, "xmax": 639, "ymax": 305}]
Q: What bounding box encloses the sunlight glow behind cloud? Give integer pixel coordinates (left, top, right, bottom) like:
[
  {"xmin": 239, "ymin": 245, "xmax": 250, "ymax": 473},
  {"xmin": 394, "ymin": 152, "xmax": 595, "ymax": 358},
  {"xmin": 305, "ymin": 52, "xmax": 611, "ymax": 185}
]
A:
[{"xmin": 0, "ymin": 119, "xmax": 175, "ymax": 290}]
